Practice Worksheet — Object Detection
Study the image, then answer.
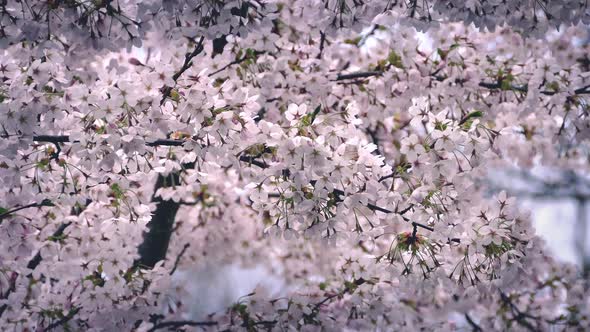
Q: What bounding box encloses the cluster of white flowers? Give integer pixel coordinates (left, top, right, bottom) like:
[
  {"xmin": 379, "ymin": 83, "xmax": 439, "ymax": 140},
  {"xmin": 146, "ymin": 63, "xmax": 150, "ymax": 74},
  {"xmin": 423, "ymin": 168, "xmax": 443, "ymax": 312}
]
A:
[{"xmin": 0, "ymin": 0, "xmax": 589, "ymax": 331}]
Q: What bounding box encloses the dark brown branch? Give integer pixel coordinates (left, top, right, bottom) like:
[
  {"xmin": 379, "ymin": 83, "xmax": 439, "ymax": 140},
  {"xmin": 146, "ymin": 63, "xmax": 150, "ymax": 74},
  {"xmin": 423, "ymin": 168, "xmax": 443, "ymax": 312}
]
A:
[
  {"xmin": 43, "ymin": 307, "xmax": 80, "ymax": 332},
  {"xmin": 31, "ymin": 135, "xmax": 71, "ymax": 143},
  {"xmin": 366, "ymin": 126, "xmax": 381, "ymax": 156},
  {"xmin": 0, "ymin": 199, "xmax": 55, "ymax": 223},
  {"xmin": 478, "ymin": 81, "xmax": 527, "ymax": 93},
  {"xmin": 313, "ymin": 277, "xmax": 366, "ymax": 312},
  {"xmin": 334, "ymin": 71, "xmax": 382, "ymax": 81},
  {"xmin": 378, "ymin": 172, "xmax": 396, "ymax": 182},
  {"xmin": 465, "ymin": 313, "xmax": 483, "ymax": 332},
  {"xmin": 208, "ymin": 50, "xmax": 264, "ymax": 77},
  {"xmin": 397, "ymin": 204, "xmax": 414, "ymax": 215},
  {"xmin": 31, "ymin": 135, "xmax": 188, "ymax": 147},
  {"xmin": 412, "ymin": 221, "xmax": 433, "ymax": 232},
  {"xmin": 133, "ymin": 156, "xmax": 268, "ymax": 270},
  {"xmin": 317, "ymin": 30, "xmax": 326, "ymax": 59},
  {"xmin": 169, "ymin": 243, "xmax": 190, "ymax": 275},
  {"xmin": 0, "ymin": 201, "xmax": 85, "ymax": 318},
  {"xmin": 173, "ymin": 37, "xmax": 206, "ymax": 82},
  {"xmin": 367, "ymin": 201, "xmax": 393, "ymax": 214},
  {"xmin": 477, "ymin": 81, "xmax": 590, "ymax": 96},
  {"xmin": 331, "ymin": 69, "xmax": 590, "ymax": 97},
  {"xmin": 238, "ymin": 155, "xmax": 268, "ymax": 168},
  {"xmin": 499, "ymin": 291, "xmax": 539, "ymax": 332},
  {"xmin": 147, "ymin": 320, "xmax": 218, "ymax": 332},
  {"xmin": 27, "ymin": 222, "xmax": 72, "ymax": 270},
  {"xmin": 134, "ymin": 172, "xmax": 183, "ymax": 269},
  {"xmin": 145, "ymin": 139, "xmax": 185, "ymax": 147},
  {"xmin": 160, "ymin": 36, "xmax": 206, "ymax": 105}
]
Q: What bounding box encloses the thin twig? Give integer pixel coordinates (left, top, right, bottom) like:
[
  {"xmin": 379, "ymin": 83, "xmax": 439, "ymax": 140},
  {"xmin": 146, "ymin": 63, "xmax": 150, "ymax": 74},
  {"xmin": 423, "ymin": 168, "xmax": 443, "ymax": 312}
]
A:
[
  {"xmin": 160, "ymin": 36, "xmax": 206, "ymax": 105},
  {"xmin": 335, "ymin": 71, "xmax": 382, "ymax": 81},
  {"xmin": 42, "ymin": 307, "xmax": 80, "ymax": 332},
  {"xmin": 208, "ymin": 50, "xmax": 263, "ymax": 77},
  {"xmin": 169, "ymin": 243, "xmax": 190, "ymax": 275},
  {"xmin": 0, "ymin": 199, "xmax": 54, "ymax": 223},
  {"xmin": 465, "ymin": 313, "xmax": 483, "ymax": 332}
]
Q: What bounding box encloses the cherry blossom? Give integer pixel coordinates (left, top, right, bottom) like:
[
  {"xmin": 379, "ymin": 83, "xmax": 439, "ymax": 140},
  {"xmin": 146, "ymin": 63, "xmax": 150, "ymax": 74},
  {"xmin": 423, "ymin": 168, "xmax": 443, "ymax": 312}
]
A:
[{"xmin": 0, "ymin": 1, "xmax": 589, "ymax": 331}]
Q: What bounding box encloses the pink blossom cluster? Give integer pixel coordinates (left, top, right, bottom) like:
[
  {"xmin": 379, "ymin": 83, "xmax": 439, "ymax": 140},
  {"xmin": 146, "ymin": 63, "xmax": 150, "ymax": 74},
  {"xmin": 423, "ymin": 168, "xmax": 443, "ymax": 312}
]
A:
[{"xmin": 0, "ymin": 0, "xmax": 589, "ymax": 331}]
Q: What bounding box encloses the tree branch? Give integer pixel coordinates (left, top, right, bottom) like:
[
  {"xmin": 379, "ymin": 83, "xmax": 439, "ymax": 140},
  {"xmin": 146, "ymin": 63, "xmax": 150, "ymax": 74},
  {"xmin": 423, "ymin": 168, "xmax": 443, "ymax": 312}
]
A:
[
  {"xmin": 499, "ymin": 291, "xmax": 539, "ymax": 332},
  {"xmin": 208, "ymin": 50, "xmax": 264, "ymax": 77},
  {"xmin": 0, "ymin": 200, "xmax": 86, "ymax": 318},
  {"xmin": 313, "ymin": 277, "xmax": 366, "ymax": 312},
  {"xmin": 160, "ymin": 36, "xmax": 206, "ymax": 105},
  {"xmin": 477, "ymin": 81, "xmax": 590, "ymax": 96},
  {"xmin": 147, "ymin": 320, "xmax": 218, "ymax": 332},
  {"xmin": 27, "ymin": 135, "xmax": 268, "ymax": 271},
  {"xmin": 169, "ymin": 243, "xmax": 190, "ymax": 275},
  {"xmin": 0, "ymin": 199, "xmax": 55, "ymax": 223},
  {"xmin": 134, "ymin": 172, "xmax": 184, "ymax": 269},
  {"xmin": 331, "ymin": 69, "xmax": 590, "ymax": 97},
  {"xmin": 43, "ymin": 307, "xmax": 80, "ymax": 332},
  {"xmin": 28, "ymin": 135, "xmax": 457, "ymax": 245},
  {"xmin": 30, "ymin": 135, "xmax": 189, "ymax": 147},
  {"xmin": 27, "ymin": 222, "xmax": 72, "ymax": 270},
  {"xmin": 465, "ymin": 313, "xmax": 483, "ymax": 332},
  {"xmin": 335, "ymin": 71, "xmax": 382, "ymax": 81},
  {"xmin": 238, "ymin": 155, "xmax": 268, "ymax": 168}
]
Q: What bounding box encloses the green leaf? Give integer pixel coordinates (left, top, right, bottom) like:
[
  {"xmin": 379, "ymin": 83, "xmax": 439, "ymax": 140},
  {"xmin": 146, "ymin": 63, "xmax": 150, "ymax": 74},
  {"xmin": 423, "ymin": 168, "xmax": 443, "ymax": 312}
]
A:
[
  {"xmin": 463, "ymin": 110, "xmax": 484, "ymax": 121},
  {"xmin": 460, "ymin": 110, "xmax": 484, "ymax": 129},
  {"xmin": 437, "ymin": 48, "xmax": 449, "ymax": 60},
  {"xmin": 344, "ymin": 36, "xmax": 362, "ymax": 45},
  {"xmin": 36, "ymin": 158, "xmax": 50, "ymax": 170},
  {"xmin": 110, "ymin": 183, "xmax": 124, "ymax": 199},
  {"xmin": 387, "ymin": 50, "xmax": 404, "ymax": 69},
  {"xmin": 344, "ymin": 280, "xmax": 358, "ymax": 292},
  {"xmin": 235, "ymin": 48, "xmax": 243, "ymax": 61},
  {"xmin": 0, "ymin": 207, "xmax": 8, "ymax": 215},
  {"xmin": 48, "ymin": 234, "xmax": 68, "ymax": 243},
  {"xmin": 548, "ymin": 81, "xmax": 560, "ymax": 92},
  {"xmin": 213, "ymin": 77, "xmax": 226, "ymax": 87},
  {"xmin": 434, "ymin": 121, "xmax": 447, "ymax": 131},
  {"xmin": 245, "ymin": 48, "xmax": 257, "ymax": 59},
  {"xmin": 233, "ymin": 303, "xmax": 248, "ymax": 315},
  {"xmin": 288, "ymin": 60, "xmax": 302, "ymax": 72},
  {"xmin": 300, "ymin": 114, "xmax": 312, "ymax": 126},
  {"xmin": 170, "ymin": 89, "xmax": 180, "ymax": 101},
  {"xmin": 40, "ymin": 199, "xmax": 55, "ymax": 207},
  {"xmin": 244, "ymin": 143, "xmax": 266, "ymax": 156}
]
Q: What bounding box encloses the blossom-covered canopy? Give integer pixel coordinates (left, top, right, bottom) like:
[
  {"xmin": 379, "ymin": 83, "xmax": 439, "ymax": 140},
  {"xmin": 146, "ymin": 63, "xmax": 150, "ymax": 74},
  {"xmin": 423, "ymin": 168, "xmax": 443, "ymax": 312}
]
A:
[{"xmin": 0, "ymin": 1, "xmax": 589, "ymax": 331}]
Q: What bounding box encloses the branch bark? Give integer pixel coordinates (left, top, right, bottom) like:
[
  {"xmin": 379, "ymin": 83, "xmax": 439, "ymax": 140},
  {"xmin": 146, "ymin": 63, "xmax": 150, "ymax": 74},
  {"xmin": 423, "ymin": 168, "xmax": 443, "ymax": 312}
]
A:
[
  {"xmin": 42, "ymin": 307, "xmax": 80, "ymax": 332},
  {"xmin": 333, "ymin": 69, "xmax": 590, "ymax": 97},
  {"xmin": 0, "ymin": 199, "xmax": 55, "ymax": 223},
  {"xmin": 147, "ymin": 320, "xmax": 218, "ymax": 332},
  {"xmin": 160, "ymin": 36, "xmax": 205, "ymax": 105},
  {"xmin": 134, "ymin": 172, "xmax": 183, "ymax": 269}
]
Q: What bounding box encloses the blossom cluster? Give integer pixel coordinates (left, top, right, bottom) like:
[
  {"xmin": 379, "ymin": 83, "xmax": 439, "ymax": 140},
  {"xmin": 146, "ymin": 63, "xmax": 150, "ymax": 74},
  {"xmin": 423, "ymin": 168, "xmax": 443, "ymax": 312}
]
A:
[{"xmin": 0, "ymin": 0, "xmax": 589, "ymax": 331}]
